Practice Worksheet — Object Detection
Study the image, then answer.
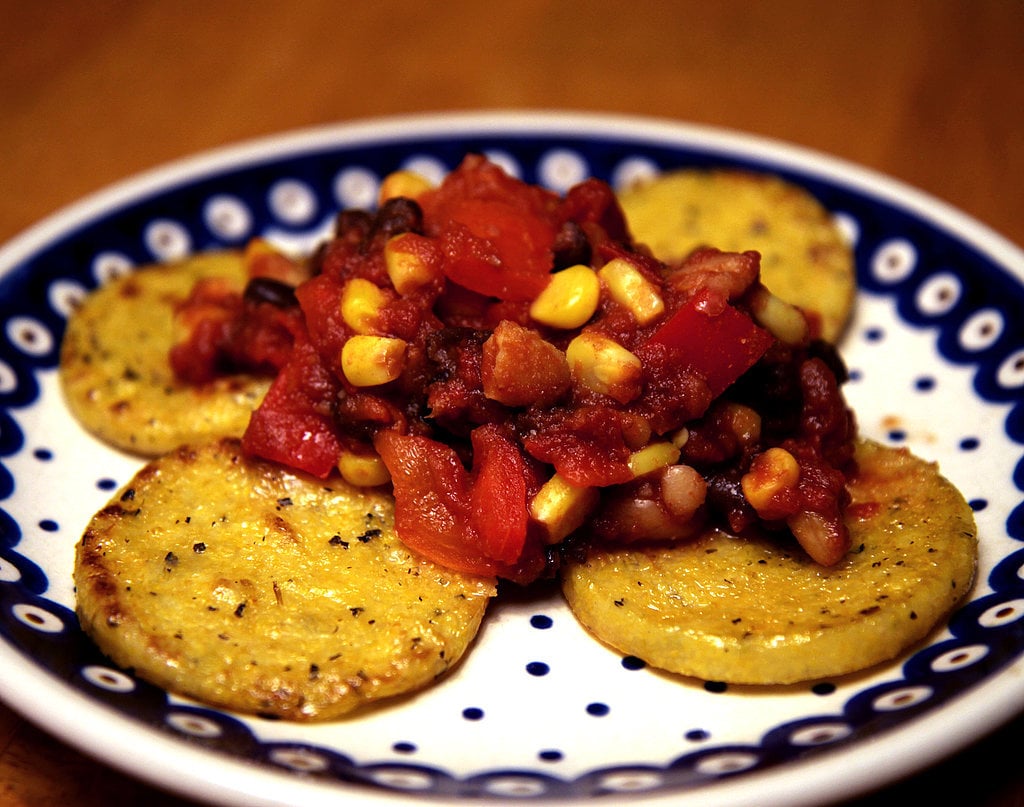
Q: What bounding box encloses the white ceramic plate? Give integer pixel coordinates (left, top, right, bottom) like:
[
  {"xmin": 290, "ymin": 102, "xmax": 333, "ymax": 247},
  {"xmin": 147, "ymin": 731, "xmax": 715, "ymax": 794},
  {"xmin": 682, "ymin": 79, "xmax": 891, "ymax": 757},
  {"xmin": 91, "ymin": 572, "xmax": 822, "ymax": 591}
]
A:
[{"xmin": 0, "ymin": 112, "xmax": 1021, "ymax": 807}]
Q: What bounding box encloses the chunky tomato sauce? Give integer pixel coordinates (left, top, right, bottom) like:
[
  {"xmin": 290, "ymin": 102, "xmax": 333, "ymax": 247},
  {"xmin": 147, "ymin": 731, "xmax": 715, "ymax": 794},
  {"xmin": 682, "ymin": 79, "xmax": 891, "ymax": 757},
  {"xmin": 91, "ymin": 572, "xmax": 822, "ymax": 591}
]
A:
[{"xmin": 171, "ymin": 155, "xmax": 856, "ymax": 583}]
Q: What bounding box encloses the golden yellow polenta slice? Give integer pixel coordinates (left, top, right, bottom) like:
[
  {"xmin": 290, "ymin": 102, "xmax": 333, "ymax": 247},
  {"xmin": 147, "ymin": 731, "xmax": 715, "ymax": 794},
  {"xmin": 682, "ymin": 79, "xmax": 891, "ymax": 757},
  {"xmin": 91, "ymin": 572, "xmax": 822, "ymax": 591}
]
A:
[
  {"xmin": 59, "ymin": 251, "xmax": 269, "ymax": 455},
  {"xmin": 618, "ymin": 169, "xmax": 855, "ymax": 342},
  {"xmin": 562, "ymin": 440, "xmax": 977, "ymax": 684},
  {"xmin": 74, "ymin": 439, "xmax": 496, "ymax": 720}
]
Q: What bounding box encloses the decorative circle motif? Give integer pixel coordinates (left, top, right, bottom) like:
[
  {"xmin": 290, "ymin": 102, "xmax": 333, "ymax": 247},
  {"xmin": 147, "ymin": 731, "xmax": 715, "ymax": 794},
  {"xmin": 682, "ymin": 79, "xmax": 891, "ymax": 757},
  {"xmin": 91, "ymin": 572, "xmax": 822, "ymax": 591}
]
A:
[
  {"xmin": 11, "ymin": 603, "xmax": 64, "ymax": 633},
  {"xmin": 333, "ymin": 167, "xmax": 380, "ymax": 210},
  {"xmin": 90, "ymin": 251, "xmax": 134, "ymax": 284},
  {"xmin": 597, "ymin": 770, "xmax": 664, "ymax": 793},
  {"xmin": 6, "ymin": 317, "xmax": 53, "ymax": 358},
  {"xmin": 401, "ymin": 155, "xmax": 448, "ymax": 185},
  {"xmin": 482, "ymin": 775, "xmax": 549, "ymax": 797},
  {"xmin": 47, "ymin": 279, "xmax": 88, "ymax": 319},
  {"xmin": 915, "ymin": 272, "xmax": 962, "ymax": 317},
  {"xmin": 538, "ymin": 149, "xmax": 589, "ymax": 192},
  {"xmin": 0, "ymin": 557, "xmax": 21, "ymax": 583},
  {"xmin": 789, "ymin": 722, "xmax": 853, "ymax": 746},
  {"xmin": 204, "ymin": 194, "xmax": 253, "ymax": 241},
  {"xmin": 0, "ymin": 361, "xmax": 17, "ymax": 394},
  {"xmin": 611, "ymin": 156, "xmax": 659, "ymax": 189},
  {"xmin": 996, "ymin": 350, "xmax": 1024, "ymax": 390},
  {"xmin": 166, "ymin": 712, "xmax": 223, "ymax": 738},
  {"xmin": 693, "ymin": 751, "xmax": 760, "ymax": 775},
  {"xmin": 144, "ymin": 218, "xmax": 192, "ymax": 261},
  {"xmin": 269, "ymin": 179, "xmax": 317, "ymax": 225},
  {"xmin": 367, "ymin": 768, "xmax": 435, "ymax": 791},
  {"xmin": 978, "ymin": 598, "xmax": 1024, "ymax": 628},
  {"xmin": 269, "ymin": 747, "xmax": 329, "ymax": 773},
  {"xmin": 958, "ymin": 308, "xmax": 1004, "ymax": 352},
  {"xmin": 81, "ymin": 665, "xmax": 136, "ymax": 693},
  {"xmin": 930, "ymin": 644, "xmax": 989, "ymax": 673},
  {"xmin": 872, "ymin": 685, "xmax": 933, "ymax": 712},
  {"xmin": 871, "ymin": 238, "xmax": 917, "ymax": 284}
]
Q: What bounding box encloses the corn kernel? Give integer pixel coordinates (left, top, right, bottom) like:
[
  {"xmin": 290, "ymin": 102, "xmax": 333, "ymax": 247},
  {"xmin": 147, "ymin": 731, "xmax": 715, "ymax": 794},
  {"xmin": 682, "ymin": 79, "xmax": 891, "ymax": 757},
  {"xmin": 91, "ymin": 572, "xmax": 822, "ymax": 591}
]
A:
[
  {"xmin": 748, "ymin": 284, "xmax": 809, "ymax": 345},
  {"xmin": 340, "ymin": 278, "xmax": 388, "ymax": 334},
  {"xmin": 384, "ymin": 233, "xmax": 439, "ymax": 294},
  {"xmin": 628, "ymin": 442, "xmax": 681, "ymax": 478},
  {"xmin": 529, "ymin": 474, "xmax": 599, "ymax": 544},
  {"xmin": 378, "ymin": 169, "xmax": 434, "ymax": 204},
  {"xmin": 598, "ymin": 258, "xmax": 665, "ymax": 325},
  {"xmin": 565, "ymin": 332, "xmax": 643, "ymax": 403},
  {"xmin": 341, "ymin": 335, "xmax": 407, "ymax": 387},
  {"xmin": 337, "ymin": 449, "xmax": 391, "ymax": 487},
  {"xmin": 529, "ymin": 264, "xmax": 600, "ymax": 329},
  {"xmin": 741, "ymin": 447, "xmax": 801, "ymax": 514}
]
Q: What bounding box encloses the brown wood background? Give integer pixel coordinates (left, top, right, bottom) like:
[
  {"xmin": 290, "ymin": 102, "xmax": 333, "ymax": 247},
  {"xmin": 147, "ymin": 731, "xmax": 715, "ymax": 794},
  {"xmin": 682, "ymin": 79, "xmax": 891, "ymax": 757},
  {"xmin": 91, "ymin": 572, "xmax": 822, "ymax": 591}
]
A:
[{"xmin": 1, "ymin": 2, "xmax": 1022, "ymax": 805}]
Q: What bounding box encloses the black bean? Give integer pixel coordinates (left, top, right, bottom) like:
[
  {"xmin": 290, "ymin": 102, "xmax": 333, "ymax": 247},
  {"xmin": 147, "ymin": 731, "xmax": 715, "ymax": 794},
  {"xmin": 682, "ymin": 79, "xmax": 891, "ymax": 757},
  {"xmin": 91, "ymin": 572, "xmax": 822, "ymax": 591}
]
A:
[
  {"xmin": 551, "ymin": 220, "xmax": 592, "ymax": 270},
  {"xmin": 371, "ymin": 197, "xmax": 423, "ymax": 241},
  {"xmin": 334, "ymin": 209, "xmax": 373, "ymax": 240},
  {"xmin": 243, "ymin": 277, "xmax": 298, "ymax": 309}
]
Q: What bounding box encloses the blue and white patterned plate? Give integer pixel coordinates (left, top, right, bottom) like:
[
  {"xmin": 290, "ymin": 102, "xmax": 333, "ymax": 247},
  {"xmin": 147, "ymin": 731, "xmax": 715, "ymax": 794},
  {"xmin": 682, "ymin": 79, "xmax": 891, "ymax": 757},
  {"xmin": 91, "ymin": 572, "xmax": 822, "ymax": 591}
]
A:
[{"xmin": 0, "ymin": 112, "xmax": 1021, "ymax": 807}]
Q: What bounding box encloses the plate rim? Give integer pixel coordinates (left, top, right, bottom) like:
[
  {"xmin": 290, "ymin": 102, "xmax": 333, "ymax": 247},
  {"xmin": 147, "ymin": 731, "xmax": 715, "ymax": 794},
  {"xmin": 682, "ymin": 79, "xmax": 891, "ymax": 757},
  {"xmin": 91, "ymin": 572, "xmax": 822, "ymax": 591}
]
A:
[{"xmin": 0, "ymin": 109, "xmax": 1022, "ymax": 807}]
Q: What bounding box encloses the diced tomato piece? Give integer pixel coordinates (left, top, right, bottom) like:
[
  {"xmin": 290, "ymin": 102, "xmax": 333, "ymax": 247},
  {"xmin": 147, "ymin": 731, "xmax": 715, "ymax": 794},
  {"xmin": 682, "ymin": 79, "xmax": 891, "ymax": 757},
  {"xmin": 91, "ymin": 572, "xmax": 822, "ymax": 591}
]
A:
[
  {"xmin": 645, "ymin": 289, "xmax": 774, "ymax": 398},
  {"xmin": 469, "ymin": 425, "xmax": 529, "ymax": 564},
  {"xmin": 419, "ymin": 156, "xmax": 559, "ymax": 301},
  {"xmin": 374, "ymin": 426, "xmax": 544, "ymax": 579},
  {"xmin": 241, "ymin": 338, "xmax": 342, "ymax": 478}
]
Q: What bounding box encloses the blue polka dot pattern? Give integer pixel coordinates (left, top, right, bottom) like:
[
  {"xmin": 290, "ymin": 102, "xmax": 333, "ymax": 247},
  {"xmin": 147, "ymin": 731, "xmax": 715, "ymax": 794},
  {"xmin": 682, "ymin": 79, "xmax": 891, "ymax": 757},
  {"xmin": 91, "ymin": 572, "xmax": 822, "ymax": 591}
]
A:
[{"xmin": 0, "ymin": 116, "xmax": 1021, "ymax": 803}]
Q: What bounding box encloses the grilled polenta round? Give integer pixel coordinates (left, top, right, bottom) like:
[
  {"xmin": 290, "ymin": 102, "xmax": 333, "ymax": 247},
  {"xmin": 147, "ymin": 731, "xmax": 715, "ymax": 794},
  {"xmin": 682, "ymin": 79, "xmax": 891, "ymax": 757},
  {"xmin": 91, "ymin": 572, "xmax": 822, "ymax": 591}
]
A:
[
  {"xmin": 74, "ymin": 438, "xmax": 496, "ymax": 720},
  {"xmin": 562, "ymin": 440, "xmax": 977, "ymax": 685},
  {"xmin": 618, "ymin": 169, "xmax": 855, "ymax": 342},
  {"xmin": 59, "ymin": 251, "xmax": 270, "ymax": 455}
]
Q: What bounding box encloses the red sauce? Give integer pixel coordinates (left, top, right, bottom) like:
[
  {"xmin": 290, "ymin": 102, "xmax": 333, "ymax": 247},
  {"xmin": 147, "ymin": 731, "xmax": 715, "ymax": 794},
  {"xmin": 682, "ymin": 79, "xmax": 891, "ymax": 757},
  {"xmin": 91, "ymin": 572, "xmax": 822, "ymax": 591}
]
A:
[{"xmin": 170, "ymin": 155, "xmax": 857, "ymax": 582}]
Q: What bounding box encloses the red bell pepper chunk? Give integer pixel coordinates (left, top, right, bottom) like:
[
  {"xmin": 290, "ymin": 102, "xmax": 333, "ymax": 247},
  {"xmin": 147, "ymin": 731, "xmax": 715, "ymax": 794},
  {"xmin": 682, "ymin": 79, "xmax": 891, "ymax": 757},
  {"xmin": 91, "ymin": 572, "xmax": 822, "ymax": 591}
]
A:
[{"xmin": 646, "ymin": 290, "xmax": 774, "ymax": 398}]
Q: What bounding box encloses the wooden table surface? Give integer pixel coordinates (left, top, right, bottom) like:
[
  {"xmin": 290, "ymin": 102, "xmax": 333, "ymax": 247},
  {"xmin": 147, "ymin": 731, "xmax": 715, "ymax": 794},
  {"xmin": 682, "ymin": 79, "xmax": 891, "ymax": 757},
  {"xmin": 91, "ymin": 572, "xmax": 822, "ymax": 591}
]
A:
[{"xmin": 1, "ymin": 2, "xmax": 1022, "ymax": 805}]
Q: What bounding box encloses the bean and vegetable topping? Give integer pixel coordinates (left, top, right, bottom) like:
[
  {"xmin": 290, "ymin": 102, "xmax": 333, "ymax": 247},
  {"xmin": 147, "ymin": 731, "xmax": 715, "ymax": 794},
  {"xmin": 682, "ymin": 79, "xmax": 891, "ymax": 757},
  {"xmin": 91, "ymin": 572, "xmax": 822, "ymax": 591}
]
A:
[{"xmin": 169, "ymin": 155, "xmax": 857, "ymax": 584}]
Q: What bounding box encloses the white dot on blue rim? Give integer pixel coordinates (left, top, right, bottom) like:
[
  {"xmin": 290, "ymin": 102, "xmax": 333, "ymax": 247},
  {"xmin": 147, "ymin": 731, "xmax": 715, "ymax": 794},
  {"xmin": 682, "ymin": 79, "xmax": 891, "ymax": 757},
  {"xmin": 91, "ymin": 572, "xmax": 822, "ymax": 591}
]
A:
[
  {"xmin": 871, "ymin": 238, "xmax": 917, "ymax": 284},
  {"xmin": 269, "ymin": 747, "xmax": 329, "ymax": 773},
  {"xmin": 333, "ymin": 167, "xmax": 380, "ymax": 210},
  {"xmin": 166, "ymin": 712, "xmax": 223, "ymax": 738},
  {"xmin": 47, "ymin": 279, "xmax": 87, "ymax": 319},
  {"xmin": 81, "ymin": 665, "xmax": 136, "ymax": 693},
  {"xmin": 693, "ymin": 751, "xmax": 759, "ymax": 775},
  {"xmin": 930, "ymin": 644, "xmax": 989, "ymax": 673},
  {"xmin": 12, "ymin": 603, "xmax": 64, "ymax": 633},
  {"xmin": 789, "ymin": 722, "xmax": 853, "ymax": 746},
  {"xmin": 978, "ymin": 598, "xmax": 1024, "ymax": 628},
  {"xmin": 269, "ymin": 179, "xmax": 317, "ymax": 225},
  {"xmin": 915, "ymin": 272, "xmax": 962, "ymax": 316},
  {"xmin": 6, "ymin": 317, "xmax": 54, "ymax": 357},
  {"xmin": 958, "ymin": 308, "xmax": 1004, "ymax": 352},
  {"xmin": 996, "ymin": 349, "xmax": 1024, "ymax": 389},
  {"xmin": 872, "ymin": 685, "xmax": 933, "ymax": 711},
  {"xmin": 144, "ymin": 218, "xmax": 192, "ymax": 261},
  {"xmin": 401, "ymin": 155, "xmax": 448, "ymax": 186},
  {"xmin": 204, "ymin": 194, "xmax": 253, "ymax": 240},
  {"xmin": 611, "ymin": 156, "xmax": 659, "ymax": 190},
  {"xmin": 90, "ymin": 250, "xmax": 134, "ymax": 284},
  {"xmin": 538, "ymin": 149, "xmax": 589, "ymax": 193}
]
